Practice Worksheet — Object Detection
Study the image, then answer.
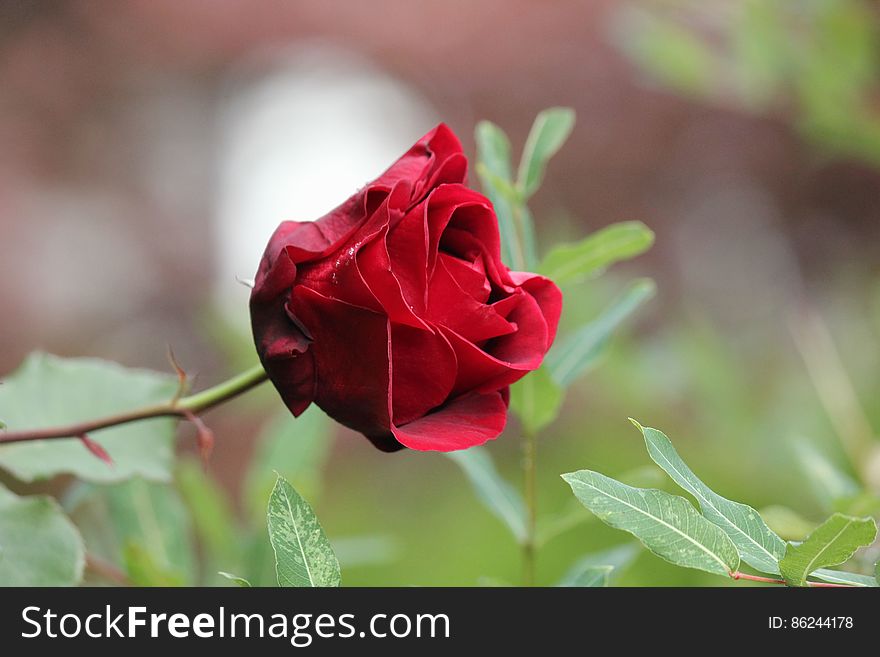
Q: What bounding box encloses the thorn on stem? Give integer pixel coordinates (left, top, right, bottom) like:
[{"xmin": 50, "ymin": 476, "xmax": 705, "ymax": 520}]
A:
[
  {"xmin": 183, "ymin": 411, "xmax": 214, "ymax": 470},
  {"xmin": 79, "ymin": 433, "xmax": 113, "ymax": 466},
  {"xmin": 166, "ymin": 346, "xmax": 189, "ymax": 406}
]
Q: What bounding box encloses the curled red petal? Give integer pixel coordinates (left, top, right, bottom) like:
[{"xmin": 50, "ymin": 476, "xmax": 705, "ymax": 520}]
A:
[{"xmin": 391, "ymin": 390, "xmax": 508, "ymax": 452}]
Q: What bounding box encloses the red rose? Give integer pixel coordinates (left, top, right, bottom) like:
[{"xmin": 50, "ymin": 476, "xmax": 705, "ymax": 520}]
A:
[{"xmin": 250, "ymin": 125, "xmax": 562, "ymax": 451}]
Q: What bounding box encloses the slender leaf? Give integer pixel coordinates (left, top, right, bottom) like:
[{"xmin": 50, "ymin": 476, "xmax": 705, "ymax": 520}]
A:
[
  {"xmin": 547, "ymin": 279, "xmax": 656, "ymax": 387},
  {"xmin": 779, "ymin": 513, "xmax": 877, "ymax": 587},
  {"xmin": 475, "ymin": 121, "xmax": 522, "ymax": 269},
  {"xmin": 0, "ymin": 485, "xmax": 84, "ymax": 586},
  {"xmin": 510, "ymin": 367, "xmax": 564, "ymax": 434},
  {"xmin": 517, "ymin": 107, "xmax": 576, "ymax": 198},
  {"xmin": 811, "ymin": 568, "xmax": 877, "ymax": 587},
  {"xmin": 562, "ymin": 470, "xmax": 740, "ymax": 576},
  {"xmin": 633, "ymin": 420, "xmax": 785, "ymax": 574},
  {"xmin": 446, "ymin": 446, "xmax": 526, "ymax": 542},
  {"xmin": 176, "ymin": 459, "xmax": 240, "ymax": 578},
  {"xmin": 218, "ymin": 571, "xmax": 252, "ymax": 587},
  {"xmin": 0, "ymin": 352, "xmax": 178, "ymax": 483},
  {"xmin": 539, "ymin": 221, "xmax": 655, "ymax": 286},
  {"xmin": 558, "ymin": 543, "xmax": 640, "ymax": 586},
  {"xmin": 563, "ymin": 565, "xmax": 613, "ymax": 587},
  {"xmin": 267, "ymin": 475, "xmax": 340, "ymax": 587}
]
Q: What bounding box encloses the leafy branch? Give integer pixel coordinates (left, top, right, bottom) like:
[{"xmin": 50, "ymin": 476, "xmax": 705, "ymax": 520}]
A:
[
  {"xmin": 562, "ymin": 421, "xmax": 879, "ymax": 588},
  {"xmin": 0, "ymin": 361, "xmax": 268, "ymax": 449}
]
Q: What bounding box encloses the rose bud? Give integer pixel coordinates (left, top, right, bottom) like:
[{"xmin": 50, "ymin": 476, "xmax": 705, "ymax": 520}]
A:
[{"xmin": 250, "ymin": 124, "xmax": 562, "ymax": 451}]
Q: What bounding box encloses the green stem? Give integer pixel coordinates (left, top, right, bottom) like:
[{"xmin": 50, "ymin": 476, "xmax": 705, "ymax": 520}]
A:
[
  {"xmin": 0, "ymin": 364, "xmax": 269, "ymax": 445},
  {"xmin": 176, "ymin": 364, "xmax": 269, "ymax": 413},
  {"xmin": 522, "ymin": 427, "xmax": 538, "ymax": 586}
]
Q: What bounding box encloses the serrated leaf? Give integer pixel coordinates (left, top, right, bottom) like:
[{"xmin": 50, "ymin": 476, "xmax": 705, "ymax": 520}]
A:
[
  {"xmin": 811, "ymin": 568, "xmax": 878, "ymax": 587},
  {"xmin": 245, "ymin": 406, "xmax": 331, "ymax": 521},
  {"xmin": 633, "ymin": 421, "xmax": 785, "ymax": 574},
  {"xmin": 267, "ymin": 475, "xmax": 340, "ymax": 587},
  {"xmin": 547, "ymin": 279, "xmax": 655, "ymax": 387},
  {"xmin": 510, "ymin": 367, "xmax": 564, "ymax": 434},
  {"xmin": 67, "ymin": 478, "xmax": 195, "ymax": 586},
  {"xmin": 218, "ymin": 571, "xmax": 252, "ymax": 587},
  {"xmin": 517, "ymin": 107, "xmax": 575, "ymax": 198},
  {"xmin": 445, "ymin": 446, "xmax": 526, "ymax": 542},
  {"xmin": 779, "ymin": 513, "xmax": 877, "ymax": 587},
  {"xmin": 0, "ymin": 352, "xmax": 178, "ymax": 483},
  {"xmin": 562, "ymin": 469, "xmax": 740, "ymax": 576},
  {"xmin": 539, "ymin": 221, "xmax": 655, "ymax": 286},
  {"xmin": 476, "ymin": 121, "xmax": 523, "ymax": 270},
  {"xmin": 0, "ymin": 485, "xmax": 85, "ymax": 586}
]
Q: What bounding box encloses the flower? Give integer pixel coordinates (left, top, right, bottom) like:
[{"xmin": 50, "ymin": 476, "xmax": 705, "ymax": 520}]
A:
[{"xmin": 250, "ymin": 124, "xmax": 561, "ymax": 451}]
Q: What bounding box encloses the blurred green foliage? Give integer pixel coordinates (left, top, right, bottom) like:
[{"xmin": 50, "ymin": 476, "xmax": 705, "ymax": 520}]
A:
[{"xmin": 615, "ymin": 0, "xmax": 880, "ymax": 166}]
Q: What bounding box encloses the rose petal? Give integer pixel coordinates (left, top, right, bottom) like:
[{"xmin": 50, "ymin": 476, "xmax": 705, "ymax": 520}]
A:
[
  {"xmin": 440, "ymin": 253, "xmax": 491, "ymax": 304},
  {"xmin": 386, "ymin": 202, "xmax": 429, "ymax": 312},
  {"xmin": 357, "ymin": 223, "xmax": 429, "ymax": 329},
  {"xmin": 391, "ymin": 390, "xmax": 508, "ymax": 451},
  {"xmin": 250, "ymin": 249, "xmax": 315, "ymax": 416},
  {"xmin": 426, "ymin": 255, "xmax": 515, "ymax": 343},
  {"xmin": 291, "ymin": 286, "xmax": 392, "ymax": 438},
  {"xmin": 485, "ymin": 288, "xmax": 551, "ymax": 365},
  {"xmin": 373, "ymin": 124, "xmax": 465, "ymax": 195},
  {"xmin": 507, "ymin": 272, "xmax": 564, "ymax": 346},
  {"xmin": 441, "ymin": 327, "xmax": 533, "ymax": 395},
  {"xmin": 390, "ymin": 323, "xmax": 457, "ymax": 425}
]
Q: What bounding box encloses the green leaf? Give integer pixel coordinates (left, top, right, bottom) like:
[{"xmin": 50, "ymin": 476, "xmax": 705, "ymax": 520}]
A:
[
  {"xmin": 267, "ymin": 474, "xmax": 340, "ymax": 587},
  {"xmin": 66, "ymin": 478, "xmax": 195, "ymax": 585},
  {"xmin": 633, "ymin": 420, "xmax": 785, "ymax": 574},
  {"xmin": 245, "ymin": 406, "xmax": 332, "ymax": 521},
  {"xmin": 811, "ymin": 568, "xmax": 877, "ymax": 587},
  {"xmin": 0, "ymin": 352, "xmax": 178, "ymax": 483},
  {"xmin": 779, "ymin": 513, "xmax": 877, "ymax": 587},
  {"xmin": 176, "ymin": 460, "xmax": 240, "ymax": 576},
  {"xmin": 547, "ymin": 279, "xmax": 655, "ymax": 387},
  {"xmin": 539, "ymin": 221, "xmax": 655, "ymax": 286},
  {"xmin": 445, "ymin": 446, "xmax": 526, "ymax": 542},
  {"xmin": 517, "ymin": 107, "xmax": 576, "ymax": 198},
  {"xmin": 562, "ymin": 469, "xmax": 740, "ymax": 576},
  {"xmin": 475, "ymin": 121, "xmax": 522, "ymax": 269},
  {"xmin": 218, "ymin": 571, "xmax": 252, "ymax": 587},
  {"xmin": 509, "ymin": 367, "xmax": 564, "ymax": 434},
  {"xmin": 0, "ymin": 485, "xmax": 85, "ymax": 586},
  {"xmin": 558, "ymin": 543, "xmax": 641, "ymax": 587},
  {"xmin": 562, "ymin": 565, "xmax": 613, "ymax": 587}
]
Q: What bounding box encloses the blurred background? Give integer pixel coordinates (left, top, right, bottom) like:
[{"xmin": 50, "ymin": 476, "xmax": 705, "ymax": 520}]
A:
[{"xmin": 1, "ymin": 0, "xmax": 879, "ymax": 585}]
